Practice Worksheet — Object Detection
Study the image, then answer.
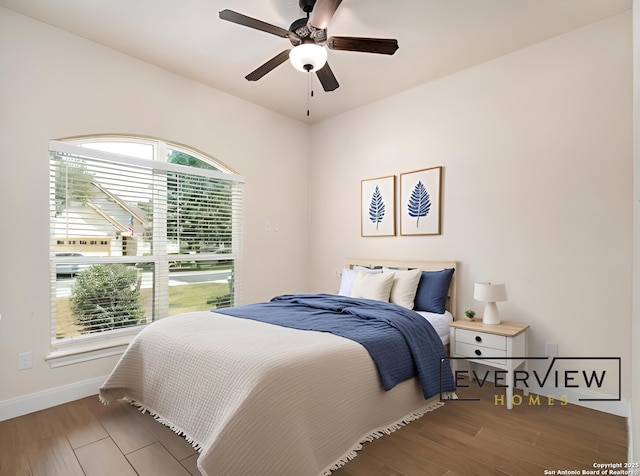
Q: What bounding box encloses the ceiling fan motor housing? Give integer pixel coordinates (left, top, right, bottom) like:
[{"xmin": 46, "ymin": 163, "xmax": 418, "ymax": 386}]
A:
[
  {"xmin": 289, "ymin": 17, "xmax": 310, "ymax": 37},
  {"xmin": 289, "ymin": 16, "xmax": 327, "ymax": 45}
]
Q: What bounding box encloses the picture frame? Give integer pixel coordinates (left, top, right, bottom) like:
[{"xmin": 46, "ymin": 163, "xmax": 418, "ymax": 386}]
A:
[
  {"xmin": 400, "ymin": 166, "xmax": 442, "ymax": 235},
  {"xmin": 361, "ymin": 175, "xmax": 396, "ymax": 237}
]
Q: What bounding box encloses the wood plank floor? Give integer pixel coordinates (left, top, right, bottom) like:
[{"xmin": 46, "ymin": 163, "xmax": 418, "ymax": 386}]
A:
[{"xmin": 0, "ymin": 382, "xmax": 627, "ymax": 476}]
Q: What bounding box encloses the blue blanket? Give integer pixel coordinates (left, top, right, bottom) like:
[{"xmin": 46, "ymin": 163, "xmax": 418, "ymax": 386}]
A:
[{"xmin": 215, "ymin": 294, "xmax": 455, "ymax": 399}]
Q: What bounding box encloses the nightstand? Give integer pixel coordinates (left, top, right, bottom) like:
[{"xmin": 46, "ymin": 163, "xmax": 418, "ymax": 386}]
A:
[{"xmin": 449, "ymin": 320, "xmax": 529, "ymax": 409}]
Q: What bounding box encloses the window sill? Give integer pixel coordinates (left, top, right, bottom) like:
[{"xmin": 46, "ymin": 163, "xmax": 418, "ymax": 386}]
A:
[{"xmin": 45, "ymin": 334, "xmax": 134, "ymax": 368}]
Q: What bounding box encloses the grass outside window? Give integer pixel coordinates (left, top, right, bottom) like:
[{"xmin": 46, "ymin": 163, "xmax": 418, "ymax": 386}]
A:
[{"xmin": 55, "ymin": 281, "xmax": 230, "ymax": 339}]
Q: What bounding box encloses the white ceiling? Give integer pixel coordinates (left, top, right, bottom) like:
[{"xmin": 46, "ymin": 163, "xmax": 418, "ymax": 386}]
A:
[{"xmin": 0, "ymin": 0, "xmax": 631, "ymax": 124}]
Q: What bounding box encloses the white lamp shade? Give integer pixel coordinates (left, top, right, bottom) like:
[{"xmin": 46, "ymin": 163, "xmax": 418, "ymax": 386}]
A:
[
  {"xmin": 474, "ymin": 283, "xmax": 507, "ymax": 303},
  {"xmin": 474, "ymin": 282, "xmax": 507, "ymax": 325},
  {"xmin": 289, "ymin": 43, "xmax": 327, "ymax": 72}
]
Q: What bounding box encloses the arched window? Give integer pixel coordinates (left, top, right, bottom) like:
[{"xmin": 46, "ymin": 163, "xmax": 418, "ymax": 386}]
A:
[{"xmin": 48, "ymin": 136, "xmax": 243, "ymax": 358}]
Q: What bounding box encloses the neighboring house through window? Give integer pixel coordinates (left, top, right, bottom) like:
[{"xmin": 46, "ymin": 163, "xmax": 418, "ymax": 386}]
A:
[{"xmin": 48, "ymin": 136, "xmax": 244, "ymax": 364}]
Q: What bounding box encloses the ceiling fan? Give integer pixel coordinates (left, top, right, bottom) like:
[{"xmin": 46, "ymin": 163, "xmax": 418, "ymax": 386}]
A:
[{"xmin": 219, "ymin": 0, "xmax": 399, "ymax": 92}]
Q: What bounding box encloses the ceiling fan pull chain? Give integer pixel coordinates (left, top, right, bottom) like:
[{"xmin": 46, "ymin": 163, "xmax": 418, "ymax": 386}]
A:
[{"xmin": 307, "ymin": 71, "xmax": 312, "ymax": 116}]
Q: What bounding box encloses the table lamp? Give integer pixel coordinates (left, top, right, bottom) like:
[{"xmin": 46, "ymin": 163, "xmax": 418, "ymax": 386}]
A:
[{"xmin": 474, "ymin": 282, "xmax": 507, "ymax": 325}]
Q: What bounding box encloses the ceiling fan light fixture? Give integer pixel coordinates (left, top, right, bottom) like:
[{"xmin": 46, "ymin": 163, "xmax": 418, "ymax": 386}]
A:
[{"xmin": 289, "ymin": 43, "xmax": 327, "ymax": 72}]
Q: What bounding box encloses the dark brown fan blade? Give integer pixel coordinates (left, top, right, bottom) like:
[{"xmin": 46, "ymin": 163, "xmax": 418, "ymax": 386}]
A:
[
  {"xmin": 327, "ymin": 36, "xmax": 399, "ymax": 55},
  {"xmin": 316, "ymin": 62, "xmax": 339, "ymax": 92},
  {"xmin": 219, "ymin": 10, "xmax": 298, "ymax": 42},
  {"xmin": 245, "ymin": 49, "xmax": 291, "ymax": 81},
  {"xmin": 308, "ymin": 0, "xmax": 343, "ymax": 30}
]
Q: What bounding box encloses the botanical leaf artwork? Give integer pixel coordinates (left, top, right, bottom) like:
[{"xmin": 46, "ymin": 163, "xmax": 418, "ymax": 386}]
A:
[
  {"xmin": 368, "ymin": 185, "xmax": 386, "ymax": 230},
  {"xmin": 407, "ymin": 180, "xmax": 431, "ymax": 227},
  {"xmin": 361, "ymin": 176, "xmax": 396, "ymax": 237},
  {"xmin": 400, "ymin": 167, "xmax": 441, "ymax": 236}
]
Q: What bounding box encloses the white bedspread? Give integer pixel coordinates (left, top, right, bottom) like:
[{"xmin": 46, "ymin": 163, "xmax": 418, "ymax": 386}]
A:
[{"xmin": 100, "ymin": 311, "xmax": 447, "ymax": 476}]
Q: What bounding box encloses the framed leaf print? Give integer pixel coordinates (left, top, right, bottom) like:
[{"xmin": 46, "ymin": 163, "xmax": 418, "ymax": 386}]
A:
[
  {"xmin": 400, "ymin": 166, "xmax": 442, "ymax": 235},
  {"xmin": 361, "ymin": 175, "xmax": 396, "ymax": 237}
]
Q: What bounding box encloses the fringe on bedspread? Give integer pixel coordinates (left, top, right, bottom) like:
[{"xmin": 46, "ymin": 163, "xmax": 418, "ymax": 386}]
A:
[
  {"xmin": 98, "ymin": 395, "xmax": 205, "ymax": 453},
  {"xmin": 322, "ymin": 391, "xmax": 458, "ymax": 476},
  {"xmin": 99, "ymin": 391, "xmax": 457, "ymax": 476}
]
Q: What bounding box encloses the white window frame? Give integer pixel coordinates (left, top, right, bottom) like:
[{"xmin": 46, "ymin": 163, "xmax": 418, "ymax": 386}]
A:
[{"xmin": 47, "ymin": 136, "xmax": 243, "ymax": 367}]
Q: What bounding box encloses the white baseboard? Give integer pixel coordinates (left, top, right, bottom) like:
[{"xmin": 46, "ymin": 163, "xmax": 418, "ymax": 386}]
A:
[{"xmin": 0, "ymin": 375, "xmax": 109, "ymax": 422}]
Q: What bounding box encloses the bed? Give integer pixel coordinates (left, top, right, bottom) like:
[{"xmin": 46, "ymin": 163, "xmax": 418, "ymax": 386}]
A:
[{"xmin": 99, "ymin": 258, "xmax": 457, "ymax": 476}]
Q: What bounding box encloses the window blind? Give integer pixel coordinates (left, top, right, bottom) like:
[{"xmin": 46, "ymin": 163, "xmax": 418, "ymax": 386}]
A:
[{"xmin": 49, "ymin": 139, "xmax": 243, "ymax": 347}]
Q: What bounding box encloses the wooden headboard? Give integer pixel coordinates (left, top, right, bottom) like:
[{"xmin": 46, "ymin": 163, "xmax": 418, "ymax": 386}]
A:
[{"xmin": 344, "ymin": 258, "xmax": 458, "ymax": 318}]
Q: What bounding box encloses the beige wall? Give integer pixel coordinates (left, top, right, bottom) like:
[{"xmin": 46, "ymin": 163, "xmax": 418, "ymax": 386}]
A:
[
  {"xmin": 0, "ymin": 8, "xmax": 310, "ymax": 401},
  {"xmin": 308, "ymin": 12, "xmax": 632, "ymax": 401}
]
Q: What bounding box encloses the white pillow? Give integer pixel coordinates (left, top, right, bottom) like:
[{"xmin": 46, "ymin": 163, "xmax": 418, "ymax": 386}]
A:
[
  {"xmin": 350, "ymin": 271, "xmax": 394, "ymax": 302},
  {"xmin": 338, "ymin": 268, "xmax": 356, "ymax": 296},
  {"xmin": 338, "ymin": 266, "xmax": 383, "ymax": 296},
  {"xmin": 382, "ymin": 267, "xmax": 422, "ymax": 309}
]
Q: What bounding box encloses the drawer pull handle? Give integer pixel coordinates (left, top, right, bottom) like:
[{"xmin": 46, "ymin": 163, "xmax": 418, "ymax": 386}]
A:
[
  {"xmin": 475, "ymin": 349, "xmax": 482, "ymax": 356},
  {"xmin": 475, "ymin": 336, "xmax": 482, "ymax": 343}
]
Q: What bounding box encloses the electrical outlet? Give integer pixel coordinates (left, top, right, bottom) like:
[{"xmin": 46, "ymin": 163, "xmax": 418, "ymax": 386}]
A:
[
  {"xmin": 18, "ymin": 351, "xmax": 32, "ymax": 370},
  {"xmin": 544, "ymin": 342, "xmax": 558, "ymax": 357}
]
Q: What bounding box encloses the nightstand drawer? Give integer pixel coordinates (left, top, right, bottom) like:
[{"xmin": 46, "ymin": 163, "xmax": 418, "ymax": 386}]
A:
[
  {"xmin": 455, "ymin": 329, "xmax": 506, "ymax": 350},
  {"xmin": 455, "ymin": 342, "xmax": 506, "ymax": 364}
]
